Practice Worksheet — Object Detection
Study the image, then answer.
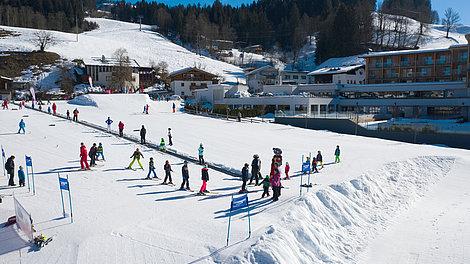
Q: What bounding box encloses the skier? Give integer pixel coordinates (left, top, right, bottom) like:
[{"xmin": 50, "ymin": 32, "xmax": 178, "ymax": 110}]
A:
[
  {"xmin": 143, "ymin": 105, "xmax": 147, "ymax": 114},
  {"xmin": 172, "ymin": 102, "xmax": 176, "ymax": 113},
  {"xmin": 237, "ymin": 112, "xmax": 242, "ymax": 122},
  {"xmin": 127, "ymin": 148, "xmax": 144, "ymax": 170},
  {"xmin": 18, "ymin": 119, "xmax": 26, "ymax": 134},
  {"xmin": 52, "ymin": 103, "xmax": 57, "ymax": 115},
  {"xmin": 311, "ymin": 157, "xmax": 319, "ymax": 173},
  {"xmin": 145, "ymin": 104, "xmax": 149, "ymax": 114},
  {"xmin": 66, "ymin": 110, "xmax": 71, "ymax": 120},
  {"xmin": 198, "ymin": 164, "xmax": 209, "ymax": 195},
  {"xmin": 261, "ymin": 175, "xmax": 270, "ymax": 198},
  {"xmin": 249, "ymin": 154, "xmax": 261, "ymax": 185},
  {"xmin": 96, "ymin": 143, "xmax": 105, "ymax": 161},
  {"xmin": 270, "ymin": 166, "xmax": 281, "ymax": 202},
  {"xmin": 118, "ymin": 121, "xmax": 125, "ymax": 137},
  {"xmin": 284, "ymin": 162, "xmax": 290, "ymax": 180},
  {"xmin": 47, "ymin": 105, "xmax": 51, "ymax": 114},
  {"xmin": 18, "ymin": 165, "xmax": 26, "ymax": 187},
  {"xmin": 5, "ymin": 155, "xmax": 15, "ymax": 186},
  {"xmin": 89, "ymin": 143, "xmax": 97, "ymax": 167},
  {"xmin": 145, "ymin": 157, "xmax": 157, "ymax": 179},
  {"xmin": 334, "ymin": 145, "xmax": 341, "ymax": 163},
  {"xmin": 198, "ymin": 143, "xmax": 205, "ymax": 165},
  {"xmin": 163, "ymin": 160, "xmax": 173, "ymax": 184},
  {"xmin": 2, "ymin": 99, "xmax": 8, "ymax": 109},
  {"xmin": 240, "ymin": 163, "xmax": 249, "ymax": 193},
  {"xmin": 73, "ymin": 108, "xmax": 79, "ymax": 122},
  {"xmin": 180, "ymin": 161, "xmax": 190, "ymax": 190},
  {"xmin": 316, "ymin": 151, "xmax": 323, "ymax": 169},
  {"xmin": 159, "ymin": 138, "xmax": 166, "ymax": 151},
  {"xmin": 140, "ymin": 125, "xmax": 147, "ymax": 144},
  {"xmin": 79, "ymin": 143, "xmax": 90, "ymax": 170},
  {"xmin": 105, "ymin": 117, "xmax": 113, "ymax": 132},
  {"xmin": 168, "ymin": 128, "xmax": 173, "ymax": 146}
]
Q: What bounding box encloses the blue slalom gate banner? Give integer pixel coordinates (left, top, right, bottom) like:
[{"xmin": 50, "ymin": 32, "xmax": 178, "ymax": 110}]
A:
[
  {"xmin": 226, "ymin": 194, "xmax": 251, "ymax": 246},
  {"xmin": 25, "ymin": 155, "xmax": 35, "ymax": 195},
  {"xmin": 58, "ymin": 174, "xmax": 74, "ymax": 223},
  {"xmin": 1, "ymin": 145, "xmax": 6, "ymax": 178},
  {"xmin": 302, "ymin": 161, "xmax": 311, "ymax": 174}
]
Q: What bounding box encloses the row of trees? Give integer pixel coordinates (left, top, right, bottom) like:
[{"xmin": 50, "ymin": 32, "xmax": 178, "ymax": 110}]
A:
[{"xmin": 0, "ymin": 0, "xmax": 97, "ymax": 32}]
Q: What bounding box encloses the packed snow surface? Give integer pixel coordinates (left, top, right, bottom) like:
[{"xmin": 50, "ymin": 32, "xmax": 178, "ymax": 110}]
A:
[
  {"xmin": 0, "ymin": 18, "xmax": 245, "ymax": 83},
  {"xmin": 1, "ymin": 94, "xmax": 470, "ymax": 264}
]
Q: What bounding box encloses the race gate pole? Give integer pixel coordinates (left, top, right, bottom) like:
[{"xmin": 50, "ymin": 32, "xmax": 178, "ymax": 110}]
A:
[
  {"xmin": 31, "ymin": 163, "xmax": 36, "ymax": 195},
  {"xmin": 58, "ymin": 173, "xmax": 66, "ymax": 218},
  {"xmin": 25, "ymin": 164, "xmax": 31, "ymax": 192},
  {"xmin": 307, "ymin": 152, "xmax": 311, "ymax": 193},
  {"xmin": 67, "ymin": 175, "xmax": 74, "ymax": 223},
  {"xmin": 300, "ymin": 155, "xmax": 304, "ymax": 196},
  {"xmin": 226, "ymin": 194, "xmax": 233, "ymax": 246},
  {"xmin": 1, "ymin": 146, "xmax": 5, "ymax": 178},
  {"xmin": 247, "ymin": 195, "xmax": 252, "ymax": 238}
]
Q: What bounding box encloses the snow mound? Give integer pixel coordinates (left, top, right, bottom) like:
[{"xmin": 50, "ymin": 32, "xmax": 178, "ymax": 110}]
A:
[
  {"xmin": 68, "ymin": 94, "xmax": 151, "ymax": 108},
  {"xmin": 229, "ymin": 156, "xmax": 455, "ymax": 264}
]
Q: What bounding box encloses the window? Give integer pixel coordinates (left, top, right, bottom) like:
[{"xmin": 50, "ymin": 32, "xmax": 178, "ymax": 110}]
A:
[
  {"xmin": 420, "ymin": 68, "xmax": 429, "ymax": 76},
  {"xmin": 443, "ymin": 67, "xmax": 451, "ymax": 76},
  {"xmin": 424, "ymin": 56, "xmax": 433, "ymax": 65},
  {"xmin": 400, "ymin": 57, "xmax": 410, "ymax": 66},
  {"xmin": 284, "ymin": 75, "xmax": 290, "ymax": 80},
  {"xmin": 181, "ymin": 92, "xmax": 185, "ymax": 96},
  {"xmin": 384, "ymin": 58, "xmax": 393, "ymax": 67},
  {"xmin": 301, "ymin": 75, "xmax": 307, "ymax": 79},
  {"xmin": 181, "ymin": 82, "xmax": 185, "ymax": 87},
  {"xmin": 438, "ymin": 55, "xmax": 447, "ymax": 65},
  {"xmin": 293, "ymin": 75, "xmax": 299, "ymax": 79}
]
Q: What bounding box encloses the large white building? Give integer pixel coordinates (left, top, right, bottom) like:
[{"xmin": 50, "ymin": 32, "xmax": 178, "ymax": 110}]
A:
[
  {"xmin": 246, "ymin": 65, "xmax": 280, "ymax": 93},
  {"xmin": 169, "ymin": 67, "xmax": 219, "ymax": 98},
  {"xmin": 84, "ymin": 56, "xmax": 140, "ymax": 90},
  {"xmin": 308, "ymin": 64, "xmax": 365, "ymax": 85}
]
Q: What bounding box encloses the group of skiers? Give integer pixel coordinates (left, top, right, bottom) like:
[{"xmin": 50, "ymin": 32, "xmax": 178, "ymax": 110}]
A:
[{"xmin": 79, "ymin": 142, "xmax": 105, "ymax": 170}]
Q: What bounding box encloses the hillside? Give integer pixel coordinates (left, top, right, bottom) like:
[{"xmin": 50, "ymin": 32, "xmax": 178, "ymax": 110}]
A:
[{"xmin": 0, "ymin": 18, "xmax": 245, "ymax": 83}]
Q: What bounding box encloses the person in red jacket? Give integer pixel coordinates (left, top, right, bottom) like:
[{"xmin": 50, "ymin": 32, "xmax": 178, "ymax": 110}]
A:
[
  {"xmin": 52, "ymin": 103, "xmax": 57, "ymax": 115},
  {"xmin": 284, "ymin": 162, "xmax": 290, "ymax": 180},
  {"xmin": 118, "ymin": 121, "xmax": 124, "ymax": 137},
  {"xmin": 79, "ymin": 143, "xmax": 90, "ymax": 170}
]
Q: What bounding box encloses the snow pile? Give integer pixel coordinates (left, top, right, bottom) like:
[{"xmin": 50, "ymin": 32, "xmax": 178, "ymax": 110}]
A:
[{"xmin": 230, "ymin": 156, "xmax": 454, "ymax": 263}]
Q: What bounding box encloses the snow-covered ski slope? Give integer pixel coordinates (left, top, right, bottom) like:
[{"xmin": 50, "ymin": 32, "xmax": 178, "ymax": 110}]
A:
[
  {"xmin": 1, "ymin": 94, "xmax": 470, "ymax": 263},
  {"xmin": 0, "ymin": 18, "xmax": 245, "ymax": 83}
]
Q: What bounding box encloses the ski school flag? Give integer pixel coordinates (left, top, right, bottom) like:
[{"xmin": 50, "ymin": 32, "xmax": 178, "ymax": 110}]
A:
[
  {"xmin": 231, "ymin": 194, "xmax": 248, "ymax": 211},
  {"xmin": 302, "ymin": 161, "xmax": 311, "ymax": 173},
  {"xmin": 59, "ymin": 177, "xmax": 69, "ymax": 191}
]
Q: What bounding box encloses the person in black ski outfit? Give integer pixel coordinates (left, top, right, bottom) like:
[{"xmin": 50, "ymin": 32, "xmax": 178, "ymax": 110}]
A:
[
  {"xmin": 240, "ymin": 163, "xmax": 249, "ymax": 193},
  {"xmin": 140, "ymin": 125, "xmax": 146, "ymax": 144},
  {"xmin": 249, "ymin": 154, "xmax": 261, "ymax": 185},
  {"xmin": 5, "ymin": 155, "xmax": 15, "ymax": 186},
  {"xmin": 168, "ymin": 128, "xmax": 173, "ymax": 146},
  {"xmin": 163, "ymin": 160, "xmax": 173, "ymax": 184},
  {"xmin": 89, "ymin": 143, "xmax": 98, "ymax": 167},
  {"xmin": 316, "ymin": 151, "xmax": 323, "ymax": 169},
  {"xmin": 180, "ymin": 161, "xmax": 190, "ymax": 190}
]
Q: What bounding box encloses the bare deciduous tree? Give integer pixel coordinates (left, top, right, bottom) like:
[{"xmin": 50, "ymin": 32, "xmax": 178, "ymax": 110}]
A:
[
  {"xmin": 442, "ymin": 8, "xmax": 460, "ymax": 38},
  {"xmin": 33, "ymin": 31, "xmax": 56, "ymax": 52},
  {"xmin": 110, "ymin": 48, "xmax": 134, "ymax": 91}
]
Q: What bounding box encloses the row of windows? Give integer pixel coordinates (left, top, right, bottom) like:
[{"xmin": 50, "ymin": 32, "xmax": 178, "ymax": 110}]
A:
[{"xmin": 283, "ymin": 75, "xmax": 307, "ymax": 80}]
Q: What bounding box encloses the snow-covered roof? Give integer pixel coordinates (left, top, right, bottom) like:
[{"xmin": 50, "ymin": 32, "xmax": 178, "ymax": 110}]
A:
[
  {"xmin": 0, "ymin": 76, "xmax": 13, "ymax": 81},
  {"xmin": 246, "ymin": 65, "xmax": 277, "ymax": 76},
  {"xmin": 83, "ymin": 56, "xmax": 141, "ymax": 68},
  {"xmin": 362, "ymin": 47, "xmax": 452, "ymax": 58},
  {"xmin": 308, "ymin": 64, "xmax": 364, "ymax": 76},
  {"xmin": 168, "ymin": 67, "xmax": 218, "ymax": 77}
]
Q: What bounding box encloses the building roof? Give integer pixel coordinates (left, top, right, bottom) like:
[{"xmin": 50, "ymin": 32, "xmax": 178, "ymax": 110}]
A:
[
  {"xmin": 0, "ymin": 76, "xmax": 13, "ymax": 81},
  {"xmin": 308, "ymin": 64, "xmax": 364, "ymax": 76},
  {"xmin": 168, "ymin": 67, "xmax": 218, "ymax": 78},
  {"xmin": 83, "ymin": 56, "xmax": 141, "ymax": 68},
  {"xmin": 362, "ymin": 47, "xmax": 452, "ymax": 58},
  {"xmin": 246, "ymin": 65, "xmax": 277, "ymax": 76}
]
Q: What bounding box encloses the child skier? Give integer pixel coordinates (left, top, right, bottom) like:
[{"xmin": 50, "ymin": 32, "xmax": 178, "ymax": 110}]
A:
[
  {"xmin": 335, "ymin": 145, "xmax": 341, "ymax": 163},
  {"xmin": 47, "ymin": 105, "xmax": 51, "ymax": 114},
  {"xmin": 140, "ymin": 125, "xmax": 146, "ymax": 144},
  {"xmin": 271, "ymin": 167, "xmax": 281, "ymax": 202},
  {"xmin": 198, "ymin": 143, "xmax": 205, "ymax": 165},
  {"xmin": 261, "ymin": 175, "xmax": 270, "ymax": 198},
  {"xmin": 96, "ymin": 143, "xmax": 105, "ymax": 161},
  {"xmin": 316, "ymin": 151, "xmax": 323, "ymax": 169},
  {"xmin": 127, "ymin": 148, "xmax": 144, "ymax": 170},
  {"xmin": 118, "ymin": 121, "xmax": 124, "ymax": 137},
  {"xmin": 312, "ymin": 157, "xmax": 319, "ymax": 173},
  {"xmin": 105, "ymin": 117, "xmax": 113, "ymax": 132},
  {"xmin": 79, "ymin": 143, "xmax": 90, "ymax": 170},
  {"xmin": 18, "ymin": 166, "xmax": 26, "ymax": 187},
  {"xmin": 180, "ymin": 161, "xmax": 190, "ymax": 190},
  {"xmin": 240, "ymin": 163, "xmax": 249, "ymax": 193},
  {"xmin": 89, "ymin": 143, "xmax": 98, "ymax": 167},
  {"xmin": 163, "ymin": 160, "xmax": 173, "ymax": 184},
  {"xmin": 284, "ymin": 162, "xmax": 290, "ymax": 180},
  {"xmin": 172, "ymin": 102, "xmax": 176, "ymax": 113},
  {"xmin": 66, "ymin": 110, "xmax": 71, "ymax": 120},
  {"xmin": 17, "ymin": 119, "xmax": 25, "ymax": 134},
  {"xmin": 198, "ymin": 164, "xmax": 210, "ymax": 195},
  {"xmin": 168, "ymin": 128, "xmax": 173, "ymax": 146},
  {"xmin": 159, "ymin": 138, "xmax": 166, "ymax": 151},
  {"xmin": 146, "ymin": 157, "xmax": 158, "ymax": 179}
]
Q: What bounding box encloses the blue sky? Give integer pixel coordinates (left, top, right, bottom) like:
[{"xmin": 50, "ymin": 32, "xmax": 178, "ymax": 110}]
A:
[{"xmin": 125, "ymin": 0, "xmax": 470, "ymax": 25}]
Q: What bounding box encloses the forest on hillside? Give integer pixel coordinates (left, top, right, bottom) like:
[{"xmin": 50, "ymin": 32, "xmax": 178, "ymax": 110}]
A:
[
  {"xmin": 110, "ymin": 0, "xmax": 438, "ymax": 64},
  {"xmin": 0, "ymin": 0, "xmax": 97, "ymax": 32}
]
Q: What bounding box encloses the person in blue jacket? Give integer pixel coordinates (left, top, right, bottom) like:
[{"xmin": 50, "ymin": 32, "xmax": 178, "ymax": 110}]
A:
[
  {"xmin": 18, "ymin": 166, "xmax": 26, "ymax": 187},
  {"xmin": 198, "ymin": 143, "xmax": 205, "ymax": 165},
  {"xmin": 105, "ymin": 117, "xmax": 113, "ymax": 132},
  {"xmin": 18, "ymin": 119, "xmax": 26, "ymax": 134}
]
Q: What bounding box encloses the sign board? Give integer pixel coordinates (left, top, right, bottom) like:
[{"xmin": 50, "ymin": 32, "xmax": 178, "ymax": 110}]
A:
[
  {"xmin": 59, "ymin": 177, "xmax": 69, "ymax": 191},
  {"xmin": 231, "ymin": 195, "xmax": 248, "ymax": 211},
  {"xmin": 25, "ymin": 156, "xmax": 32, "ymax": 167},
  {"xmin": 13, "ymin": 197, "xmax": 33, "ymax": 240},
  {"xmin": 302, "ymin": 161, "xmax": 311, "ymax": 174}
]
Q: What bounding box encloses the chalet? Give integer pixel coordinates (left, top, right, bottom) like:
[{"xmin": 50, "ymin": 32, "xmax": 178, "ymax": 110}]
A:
[
  {"xmin": 280, "ymin": 70, "xmax": 309, "ymax": 85},
  {"xmin": 84, "ymin": 56, "xmax": 140, "ymax": 90},
  {"xmin": 169, "ymin": 67, "xmax": 220, "ymax": 98},
  {"xmin": 308, "ymin": 65, "xmax": 365, "ymax": 84},
  {"xmin": 246, "ymin": 65, "xmax": 279, "ymax": 93},
  {"xmin": 0, "ymin": 76, "xmax": 13, "ymax": 100}
]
